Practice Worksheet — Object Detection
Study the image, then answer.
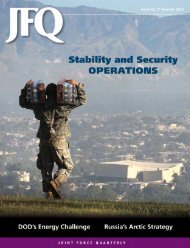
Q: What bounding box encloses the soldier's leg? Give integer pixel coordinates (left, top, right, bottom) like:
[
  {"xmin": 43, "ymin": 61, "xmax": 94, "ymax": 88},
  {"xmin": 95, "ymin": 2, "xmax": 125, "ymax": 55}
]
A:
[
  {"xmin": 38, "ymin": 141, "xmax": 54, "ymax": 193},
  {"xmin": 51, "ymin": 140, "xmax": 74, "ymax": 188}
]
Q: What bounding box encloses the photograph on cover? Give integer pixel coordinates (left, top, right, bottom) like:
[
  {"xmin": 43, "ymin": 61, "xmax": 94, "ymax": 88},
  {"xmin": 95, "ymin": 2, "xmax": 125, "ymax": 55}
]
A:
[{"xmin": 0, "ymin": 0, "xmax": 190, "ymax": 244}]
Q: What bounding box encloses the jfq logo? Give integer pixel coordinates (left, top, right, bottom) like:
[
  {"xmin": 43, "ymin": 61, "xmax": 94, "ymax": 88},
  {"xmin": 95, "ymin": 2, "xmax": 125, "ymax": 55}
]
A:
[{"xmin": 6, "ymin": 7, "xmax": 64, "ymax": 44}]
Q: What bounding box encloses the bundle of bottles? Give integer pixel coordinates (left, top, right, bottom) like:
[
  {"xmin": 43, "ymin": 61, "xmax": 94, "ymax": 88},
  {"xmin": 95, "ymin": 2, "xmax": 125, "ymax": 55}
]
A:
[{"xmin": 25, "ymin": 79, "xmax": 77, "ymax": 105}]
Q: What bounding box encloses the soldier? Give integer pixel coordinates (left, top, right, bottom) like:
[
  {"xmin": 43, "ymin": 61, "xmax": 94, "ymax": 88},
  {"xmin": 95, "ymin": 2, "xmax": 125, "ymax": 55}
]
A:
[{"xmin": 20, "ymin": 79, "xmax": 86, "ymax": 199}]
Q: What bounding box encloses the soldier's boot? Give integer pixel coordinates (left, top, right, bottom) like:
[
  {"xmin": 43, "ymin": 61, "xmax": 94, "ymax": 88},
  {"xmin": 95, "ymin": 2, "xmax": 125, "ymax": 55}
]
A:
[
  {"xmin": 50, "ymin": 180, "xmax": 61, "ymax": 200},
  {"xmin": 54, "ymin": 171, "xmax": 68, "ymax": 186},
  {"xmin": 45, "ymin": 191, "xmax": 53, "ymax": 200}
]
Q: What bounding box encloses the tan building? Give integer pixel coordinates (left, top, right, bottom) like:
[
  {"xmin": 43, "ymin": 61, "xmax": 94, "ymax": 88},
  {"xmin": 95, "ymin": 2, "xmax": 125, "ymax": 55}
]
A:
[{"xmin": 96, "ymin": 160, "xmax": 183, "ymax": 183}]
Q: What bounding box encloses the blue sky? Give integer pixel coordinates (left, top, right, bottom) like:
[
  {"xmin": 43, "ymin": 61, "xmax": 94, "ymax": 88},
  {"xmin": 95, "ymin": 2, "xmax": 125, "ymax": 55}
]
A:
[{"xmin": 37, "ymin": 0, "xmax": 189, "ymax": 14}]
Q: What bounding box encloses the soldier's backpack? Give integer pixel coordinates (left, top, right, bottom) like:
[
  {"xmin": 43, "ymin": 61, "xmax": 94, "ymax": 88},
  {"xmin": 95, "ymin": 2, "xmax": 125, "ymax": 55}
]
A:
[
  {"xmin": 19, "ymin": 80, "xmax": 46, "ymax": 108},
  {"xmin": 57, "ymin": 79, "xmax": 77, "ymax": 105}
]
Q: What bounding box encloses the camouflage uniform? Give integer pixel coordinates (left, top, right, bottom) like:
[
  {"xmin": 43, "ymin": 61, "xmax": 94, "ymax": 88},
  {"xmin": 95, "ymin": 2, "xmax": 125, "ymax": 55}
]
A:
[{"xmin": 33, "ymin": 83, "xmax": 86, "ymax": 194}]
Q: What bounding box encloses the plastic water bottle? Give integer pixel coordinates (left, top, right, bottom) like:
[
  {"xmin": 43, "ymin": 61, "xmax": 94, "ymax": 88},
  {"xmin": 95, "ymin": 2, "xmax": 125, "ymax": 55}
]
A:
[
  {"xmin": 26, "ymin": 84, "xmax": 32, "ymax": 102},
  {"xmin": 36, "ymin": 80, "xmax": 46, "ymax": 103},
  {"xmin": 32, "ymin": 82, "xmax": 38, "ymax": 104}
]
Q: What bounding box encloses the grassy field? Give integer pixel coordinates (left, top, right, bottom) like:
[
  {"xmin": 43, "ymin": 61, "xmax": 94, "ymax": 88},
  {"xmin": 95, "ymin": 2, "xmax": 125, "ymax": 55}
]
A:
[{"xmin": 0, "ymin": 196, "xmax": 190, "ymax": 217}]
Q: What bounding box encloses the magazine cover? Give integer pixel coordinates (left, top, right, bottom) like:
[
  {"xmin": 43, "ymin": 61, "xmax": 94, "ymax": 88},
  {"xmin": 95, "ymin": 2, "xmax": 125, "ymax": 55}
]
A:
[{"xmin": 0, "ymin": 0, "xmax": 190, "ymax": 247}]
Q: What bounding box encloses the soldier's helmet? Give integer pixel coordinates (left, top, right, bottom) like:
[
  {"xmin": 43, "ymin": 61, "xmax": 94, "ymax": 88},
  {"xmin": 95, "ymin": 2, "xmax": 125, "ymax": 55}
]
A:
[{"xmin": 46, "ymin": 83, "xmax": 57, "ymax": 99}]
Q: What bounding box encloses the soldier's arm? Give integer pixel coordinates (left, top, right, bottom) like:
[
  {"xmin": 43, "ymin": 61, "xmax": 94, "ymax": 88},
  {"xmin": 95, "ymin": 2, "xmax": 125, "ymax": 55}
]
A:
[
  {"xmin": 76, "ymin": 83, "xmax": 87, "ymax": 106},
  {"xmin": 19, "ymin": 92, "xmax": 37, "ymax": 110},
  {"xmin": 33, "ymin": 106, "xmax": 44, "ymax": 120},
  {"xmin": 33, "ymin": 109, "xmax": 41, "ymax": 120},
  {"xmin": 66, "ymin": 79, "xmax": 87, "ymax": 108},
  {"xmin": 19, "ymin": 80, "xmax": 38, "ymax": 110}
]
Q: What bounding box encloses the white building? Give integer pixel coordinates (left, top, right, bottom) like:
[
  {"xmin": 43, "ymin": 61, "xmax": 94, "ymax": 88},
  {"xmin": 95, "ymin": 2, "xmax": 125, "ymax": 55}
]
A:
[
  {"xmin": 6, "ymin": 171, "xmax": 30, "ymax": 183},
  {"xmin": 96, "ymin": 160, "xmax": 183, "ymax": 183}
]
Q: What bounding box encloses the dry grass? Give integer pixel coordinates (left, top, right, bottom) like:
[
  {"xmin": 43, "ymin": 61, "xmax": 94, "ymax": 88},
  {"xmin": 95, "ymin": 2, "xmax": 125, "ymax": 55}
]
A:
[{"xmin": 0, "ymin": 196, "xmax": 190, "ymax": 217}]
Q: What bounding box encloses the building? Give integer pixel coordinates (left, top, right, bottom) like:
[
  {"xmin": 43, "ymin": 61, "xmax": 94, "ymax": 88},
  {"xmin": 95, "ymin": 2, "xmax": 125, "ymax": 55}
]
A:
[
  {"xmin": 1, "ymin": 171, "xmax": 30, "ymax": 184},
  {"xmin": 96, "ymin": 160, "xmax": 184, "ymax": 183},
  {"xmin": 8, "ymin": 171, "xmax": 30, "ymax": 182}
]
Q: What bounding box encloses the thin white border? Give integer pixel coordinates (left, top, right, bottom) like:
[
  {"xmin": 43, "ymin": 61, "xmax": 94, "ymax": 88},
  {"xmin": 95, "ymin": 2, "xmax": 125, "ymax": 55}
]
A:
[{"xmin": 62, "ymin": 13, "xmax": 190, "ymax": 16}]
